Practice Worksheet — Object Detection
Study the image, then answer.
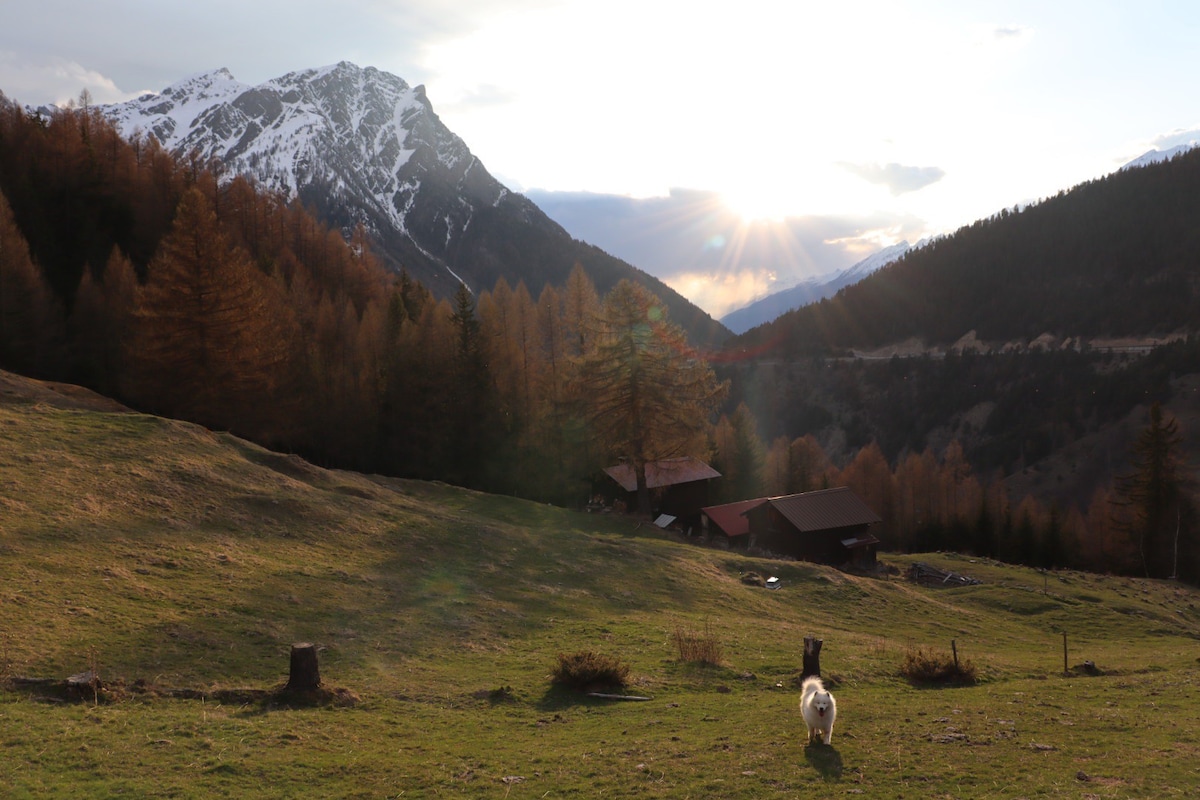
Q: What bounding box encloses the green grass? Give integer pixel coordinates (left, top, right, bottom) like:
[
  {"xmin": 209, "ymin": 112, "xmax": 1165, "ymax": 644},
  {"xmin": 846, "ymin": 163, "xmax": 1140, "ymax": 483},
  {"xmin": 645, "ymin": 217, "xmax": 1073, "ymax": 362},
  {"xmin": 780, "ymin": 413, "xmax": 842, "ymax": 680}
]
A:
[{"xmin": 2, "ymin": 394, "xmax": 1200, "ymax": 797}]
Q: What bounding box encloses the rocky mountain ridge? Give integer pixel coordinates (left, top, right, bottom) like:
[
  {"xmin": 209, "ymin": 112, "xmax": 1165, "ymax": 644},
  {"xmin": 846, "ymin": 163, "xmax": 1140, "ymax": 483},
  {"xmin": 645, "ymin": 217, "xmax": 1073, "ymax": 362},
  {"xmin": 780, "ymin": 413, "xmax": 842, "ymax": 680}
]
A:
[{"xmin": 98, "ymin": 62, "xmax": 728, "ymax": 344}]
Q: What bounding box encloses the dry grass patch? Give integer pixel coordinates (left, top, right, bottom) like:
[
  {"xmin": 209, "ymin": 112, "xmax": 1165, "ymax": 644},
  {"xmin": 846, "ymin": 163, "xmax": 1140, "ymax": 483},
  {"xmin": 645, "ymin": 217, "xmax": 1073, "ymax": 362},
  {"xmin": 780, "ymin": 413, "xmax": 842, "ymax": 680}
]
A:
[
  {"xmin": 901, "ymin": 646, "xmax": 979, "ymax": 685},
  {"xmin": 550, "ymin": 651, "xmax": 630, "ymax": 691},
  {"xmin": 672, "ymin": 622, "xmax": 724, "ymax": 666}
]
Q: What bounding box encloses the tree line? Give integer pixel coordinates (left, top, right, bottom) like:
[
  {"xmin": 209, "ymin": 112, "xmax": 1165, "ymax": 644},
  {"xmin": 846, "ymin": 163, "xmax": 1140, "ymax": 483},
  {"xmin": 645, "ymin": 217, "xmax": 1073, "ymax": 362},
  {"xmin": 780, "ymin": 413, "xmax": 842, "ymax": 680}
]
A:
[
  {"xmin": 709, "ymin": 401, "xmax": 1196, "ymax": 583},
  {"xmin": 0, "ymin": 95, "xmax": 722, "ymax": 508},
  {"xmin": 3, "ymin": 95, "xmax": 1193, "ymax": 582},
  {"xmin": 719, "ymin": 343, "xmax": 1200, "ymax": 503}
]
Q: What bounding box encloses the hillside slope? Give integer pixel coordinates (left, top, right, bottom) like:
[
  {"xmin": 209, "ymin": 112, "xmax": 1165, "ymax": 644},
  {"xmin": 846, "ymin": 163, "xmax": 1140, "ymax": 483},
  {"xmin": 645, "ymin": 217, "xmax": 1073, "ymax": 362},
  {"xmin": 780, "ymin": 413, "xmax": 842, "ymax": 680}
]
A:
[
  {"xmin": 735, "ymin": 149, "xmax": 1200, "ymax": 356},
  {"xmin": 2, "ymin": 370, "xmax": 1198, "ymax": 797}
]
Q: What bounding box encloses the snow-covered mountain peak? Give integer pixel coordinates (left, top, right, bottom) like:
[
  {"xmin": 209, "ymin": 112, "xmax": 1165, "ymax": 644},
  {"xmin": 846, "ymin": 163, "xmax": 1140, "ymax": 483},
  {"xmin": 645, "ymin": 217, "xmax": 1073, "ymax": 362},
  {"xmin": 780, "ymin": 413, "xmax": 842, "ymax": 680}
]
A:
[
  {"xmin": 1122, "ymin": 134, "xmax": 1200, "ymax": 171},
  {"xmin": 103, "ymin": 60, "xmax": 478, "ymax": 221},
  {"xmin": 839, "ymin": 241, "xmax": 911, "ymax": 282},
  {"xmin": 96, "ymin": 61, "xmax": 517, "ymax": 295},
  {"xmin": 77, "ymin": 60, "xmax": 726, "ymax": 342},
  {"xmin": 720, "ymin": 241, "xmax": 913, "ymax": 334},
  {"xmin": 158, "ymin": 68, "xmax": 245, "ymax": 103}
]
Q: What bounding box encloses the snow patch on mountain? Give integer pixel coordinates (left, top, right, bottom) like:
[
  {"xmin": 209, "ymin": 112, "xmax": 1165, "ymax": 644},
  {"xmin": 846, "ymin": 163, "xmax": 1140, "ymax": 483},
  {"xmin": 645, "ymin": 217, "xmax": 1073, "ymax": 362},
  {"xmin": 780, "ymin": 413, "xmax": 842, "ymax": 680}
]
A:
[
  {"xmin": 71, "ymin": 61, "xmax": 727, "ymax": 342},
  {"xmin": 1122, "ymin": 134, "xmax": 1200, "ymax": 170},
  {"xmin": 97, "ymin": 62, "xmax": 503, "ymax": 290}
]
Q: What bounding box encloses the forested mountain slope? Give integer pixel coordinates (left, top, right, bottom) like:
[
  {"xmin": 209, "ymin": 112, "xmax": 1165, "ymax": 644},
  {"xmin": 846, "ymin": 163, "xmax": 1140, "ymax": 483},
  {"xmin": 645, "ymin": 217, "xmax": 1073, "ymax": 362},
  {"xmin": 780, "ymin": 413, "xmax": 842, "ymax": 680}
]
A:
[
  {"xmin": 93, "ymin": 63, "xmax": 728, "ymax": 346},
  {"xmin": 734, "ymin": 148, "xmax": 1200, "ymax": 356},
  {"xmin": 0, "ymin": 99, "xmax": 716, "ymax": 505}
]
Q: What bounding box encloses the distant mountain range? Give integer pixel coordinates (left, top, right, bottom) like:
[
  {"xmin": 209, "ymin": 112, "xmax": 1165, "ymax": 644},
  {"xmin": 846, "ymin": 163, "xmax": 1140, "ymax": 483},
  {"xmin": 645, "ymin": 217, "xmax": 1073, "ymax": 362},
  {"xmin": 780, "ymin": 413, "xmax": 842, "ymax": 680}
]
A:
[
  {"xmin": 1121, "ymin": 137, "xmax": 1200, "ymax": 171},
  {"xmin": 719, "ymin": 242, "xmax": 913, "ymax": 334},
  {"xmin": 96, "ymin": 62, "xmax": 728, "ymax": 345},
  {"xmin": 527, "ymin": 188, "xmax": 922, "ymax": 323}
]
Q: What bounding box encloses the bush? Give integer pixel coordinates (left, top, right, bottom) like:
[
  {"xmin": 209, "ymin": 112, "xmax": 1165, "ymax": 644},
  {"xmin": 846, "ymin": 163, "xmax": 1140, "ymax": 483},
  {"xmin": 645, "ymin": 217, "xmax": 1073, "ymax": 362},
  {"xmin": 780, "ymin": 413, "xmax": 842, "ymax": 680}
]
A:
[
  {"xmin": 551, "ymin": 651, "xmax": 630, "ymax": 691},
  {"xmin": 673, "ymin": 623, "xmax": 724, "ymax": 666},
  {"xmin": 900, "ymin": 647, "xmax": 978, "ymax": 685}
]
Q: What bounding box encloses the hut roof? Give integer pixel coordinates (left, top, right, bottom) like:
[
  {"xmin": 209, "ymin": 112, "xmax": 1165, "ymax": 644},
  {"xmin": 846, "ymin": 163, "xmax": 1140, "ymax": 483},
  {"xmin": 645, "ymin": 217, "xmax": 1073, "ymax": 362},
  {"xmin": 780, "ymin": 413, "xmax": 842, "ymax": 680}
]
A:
[
  {"xmin": 768, "ymin": 487, "xmax": 881, "ymax": 532},
  {"xmin": 603, "ymin": 457, "xmax": 721, "ymax": 493},
  {"xmin": 700, "ymin": 498, "xmax": 768, "ymax": 537}
]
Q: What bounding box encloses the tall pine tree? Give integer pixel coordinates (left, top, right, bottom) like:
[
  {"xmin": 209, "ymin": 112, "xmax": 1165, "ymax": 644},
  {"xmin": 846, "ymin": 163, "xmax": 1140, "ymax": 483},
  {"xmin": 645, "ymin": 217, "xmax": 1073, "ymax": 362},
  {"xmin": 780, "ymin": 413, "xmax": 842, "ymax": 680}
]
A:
[
  {"xmin": 0, "ymin": 189, "xmax": 62, "ymax": 377},
  {"xmin": 573, "ymin": 280, "xmax": 726, "ymax": 513},
  {"xmin": 446, "ymin": 282, "xmax": 497, "ymax": 489},
  {"xmin": 1116, "ymin": 402, "xmax": 1188, "ymax": 579},
  {"xmin": 128, "ymin": 186, "xmax": 298, "ymax": 438}
]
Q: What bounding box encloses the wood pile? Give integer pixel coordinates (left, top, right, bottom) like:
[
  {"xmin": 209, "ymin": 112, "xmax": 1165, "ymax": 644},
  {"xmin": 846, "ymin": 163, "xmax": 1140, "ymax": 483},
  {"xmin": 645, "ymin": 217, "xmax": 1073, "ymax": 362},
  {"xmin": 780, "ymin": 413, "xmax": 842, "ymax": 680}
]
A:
[{"xmin": 907, "ymin": 562, "xmax": 981, "ymax": 587}]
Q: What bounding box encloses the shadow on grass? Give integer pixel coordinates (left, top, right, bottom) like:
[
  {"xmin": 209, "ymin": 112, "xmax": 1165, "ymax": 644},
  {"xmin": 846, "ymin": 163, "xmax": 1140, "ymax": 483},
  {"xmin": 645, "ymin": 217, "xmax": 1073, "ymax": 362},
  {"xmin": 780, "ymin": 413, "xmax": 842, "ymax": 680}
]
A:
[
  {"xmin": 228, "ymin": 685, "xmax": 361, "ymax": 717},
  {"xmin": 804, "ymin": 742, "xmax": 843, "ymax": 779},
  {"xmin": 535, "ymin": 684, "xmax": 649, "ymax": 712},
  {"xmin": 3, "ymin": 677, "xmax": 358, "ymax": 717}
]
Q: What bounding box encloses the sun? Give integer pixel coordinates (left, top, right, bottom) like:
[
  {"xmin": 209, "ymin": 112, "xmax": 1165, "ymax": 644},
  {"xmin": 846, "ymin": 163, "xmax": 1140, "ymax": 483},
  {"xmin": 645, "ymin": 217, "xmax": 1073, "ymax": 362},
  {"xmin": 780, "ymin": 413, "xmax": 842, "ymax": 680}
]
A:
[
  {"xmin": 717, "ymin": 160, "xmax": 879, "ymax": 223},
  {"xmin": 719, "ymin": 184, "xmax": 799, "ymax": 223}
]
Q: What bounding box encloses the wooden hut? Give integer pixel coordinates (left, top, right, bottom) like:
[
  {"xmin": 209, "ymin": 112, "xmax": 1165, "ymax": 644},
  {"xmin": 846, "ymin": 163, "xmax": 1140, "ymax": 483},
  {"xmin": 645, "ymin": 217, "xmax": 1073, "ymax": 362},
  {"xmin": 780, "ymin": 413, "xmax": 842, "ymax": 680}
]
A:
[
  {"xmin": 699, "ymin": 498, "xmax": 768, "ymax": 549},
  {"xmin": 744, "ymin": 487, "xmax": 882, "ymax": 568},
  {"xmin": 603, "ymin": 456, "xmax": 720, "ymax": 529}
]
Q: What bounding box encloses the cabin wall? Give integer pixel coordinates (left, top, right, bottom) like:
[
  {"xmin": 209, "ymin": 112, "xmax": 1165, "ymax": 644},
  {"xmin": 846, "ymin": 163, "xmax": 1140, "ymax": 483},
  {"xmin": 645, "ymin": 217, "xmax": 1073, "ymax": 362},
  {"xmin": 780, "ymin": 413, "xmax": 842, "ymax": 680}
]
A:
[{"xmin": 748, "ymin": 506, "xmax": 874, "ymax": 565}]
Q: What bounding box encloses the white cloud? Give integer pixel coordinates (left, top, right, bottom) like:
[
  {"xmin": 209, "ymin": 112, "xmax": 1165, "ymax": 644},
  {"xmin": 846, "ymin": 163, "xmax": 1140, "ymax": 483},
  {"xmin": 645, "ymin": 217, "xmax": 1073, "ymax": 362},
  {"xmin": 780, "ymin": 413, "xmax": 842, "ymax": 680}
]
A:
[
  {"xmin": 436, "ymin": 83, "xmax": 517, "ymax": 113},
  {"xmin": 665, "ymin": 268, "xmax": 781, "ymax": 321},
  {"xmin": 0, "ymin": 52, "xmax": 145, "ymax": 106},
  {"xmin": 839, "ymin": 162, "xmax": 947, "ymax": 196},
  {"xmin": 992, "ymin": 24, "xmax": 1032, "ymax": 41},
  {"xmin": 528, "ymin": 187, "xmax": 930, "ymax": 316},
  {"xmin": 1151, "ymin": 126, "xmax": 1200, "ymax": 150}
]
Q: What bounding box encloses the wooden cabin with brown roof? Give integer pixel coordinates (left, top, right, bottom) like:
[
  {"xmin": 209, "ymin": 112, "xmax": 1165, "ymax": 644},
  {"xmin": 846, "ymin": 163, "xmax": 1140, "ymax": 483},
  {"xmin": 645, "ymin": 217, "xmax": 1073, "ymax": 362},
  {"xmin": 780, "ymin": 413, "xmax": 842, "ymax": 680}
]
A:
[
  {"xmin": 741, "ymin": 487, "xmax": 882, "ymax": 568},
  {"xmin": 699, "ymin": 497, "xmax": 767, "ymax": 550},
  {"xmin": 602, "ymin": 456, "xmax": 721, "ymax": 529}
]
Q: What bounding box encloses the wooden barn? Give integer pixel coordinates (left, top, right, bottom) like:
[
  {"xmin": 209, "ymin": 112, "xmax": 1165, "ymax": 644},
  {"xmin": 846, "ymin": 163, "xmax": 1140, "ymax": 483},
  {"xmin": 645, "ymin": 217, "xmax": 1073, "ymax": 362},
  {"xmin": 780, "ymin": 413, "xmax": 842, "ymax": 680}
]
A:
[
  {"xmin": 699, "ymin": 498, "xmax": 768, "ymax": 550},
  {"xmin": 602, "ymin": 456, "xmax": 721, "ymax": 529},
  {"xmin": 743, "ymin": 487, "xmax": 882, "ymax": 568}
]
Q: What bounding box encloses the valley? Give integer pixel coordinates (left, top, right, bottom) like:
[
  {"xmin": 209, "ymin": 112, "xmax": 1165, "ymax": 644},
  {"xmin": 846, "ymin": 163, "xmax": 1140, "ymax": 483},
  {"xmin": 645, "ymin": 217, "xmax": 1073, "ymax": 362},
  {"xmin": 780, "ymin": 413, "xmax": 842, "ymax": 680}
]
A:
[
  {"xmin": 1, "ymin": 374, "xmax": 1198, "ymax": 797},
  {"xmin": 5, "ymin": 13, "xmax": 1200, "ymax": 799}
]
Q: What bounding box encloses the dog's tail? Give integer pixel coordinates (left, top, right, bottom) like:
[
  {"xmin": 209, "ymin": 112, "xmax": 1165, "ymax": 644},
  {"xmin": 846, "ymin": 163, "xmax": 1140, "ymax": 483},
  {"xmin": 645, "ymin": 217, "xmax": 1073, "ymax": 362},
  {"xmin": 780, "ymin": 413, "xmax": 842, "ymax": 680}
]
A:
[{"xmin": 801, "ymin": 675, "xmax": 824, "ymax": 698}]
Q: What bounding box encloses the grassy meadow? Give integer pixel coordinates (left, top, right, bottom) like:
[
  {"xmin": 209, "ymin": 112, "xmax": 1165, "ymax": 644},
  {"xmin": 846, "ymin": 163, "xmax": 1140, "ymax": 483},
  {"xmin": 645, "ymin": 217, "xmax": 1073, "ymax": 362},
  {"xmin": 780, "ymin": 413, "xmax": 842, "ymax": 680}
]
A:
[{"xmin": 1, "ymin": 377, "xmax": 1199, "ymax": 798}]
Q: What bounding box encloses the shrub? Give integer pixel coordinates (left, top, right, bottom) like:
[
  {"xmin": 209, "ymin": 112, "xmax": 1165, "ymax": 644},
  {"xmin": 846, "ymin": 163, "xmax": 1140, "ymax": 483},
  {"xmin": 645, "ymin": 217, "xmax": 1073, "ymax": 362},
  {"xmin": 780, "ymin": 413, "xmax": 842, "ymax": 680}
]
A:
[
  {"xmin": 900, "ymin": 647, "xmax": 978, "ymax": 685},
  {"xmin": 551, "ymin": 651, "xmax": 630, "ymax": 691},
  {"xmin": 740, "ymin": 572, "xmax": 766, "ymax": 587},
  {"xmin": 673, "ymin": 623, "xmax": 724, "ymax": 666}
]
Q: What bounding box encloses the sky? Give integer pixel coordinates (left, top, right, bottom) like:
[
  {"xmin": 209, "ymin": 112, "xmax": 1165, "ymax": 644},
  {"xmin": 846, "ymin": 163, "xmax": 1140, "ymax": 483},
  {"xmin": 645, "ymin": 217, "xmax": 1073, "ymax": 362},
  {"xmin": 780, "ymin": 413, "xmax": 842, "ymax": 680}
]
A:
[{"xmin": 4, "ymin": 1, "xmax": 1200, "ymax": 318}]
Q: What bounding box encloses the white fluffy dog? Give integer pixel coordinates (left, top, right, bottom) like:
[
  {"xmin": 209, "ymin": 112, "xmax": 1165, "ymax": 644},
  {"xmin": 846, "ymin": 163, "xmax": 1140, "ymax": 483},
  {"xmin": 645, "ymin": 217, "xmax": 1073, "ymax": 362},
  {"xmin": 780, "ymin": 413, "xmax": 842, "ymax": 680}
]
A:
[{"xmin": 800, "ymin": 676, "xmax": 837, "ymax": 745}]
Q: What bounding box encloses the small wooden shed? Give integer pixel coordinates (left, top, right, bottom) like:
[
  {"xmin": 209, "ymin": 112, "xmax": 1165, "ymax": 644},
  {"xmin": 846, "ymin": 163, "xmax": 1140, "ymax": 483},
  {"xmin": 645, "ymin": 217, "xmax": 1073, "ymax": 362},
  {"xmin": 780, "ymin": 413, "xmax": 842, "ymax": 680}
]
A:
[
  {"xmin": 744, "ymin": 487, "xmax": 882, "ymax": 568},
  {"xmin": 603, "ymin": 456, "xmax": 721, "ymax": 529},
  {"xmin": 699, "ymin": 498, "xmax": 768, "ymax": 549}
]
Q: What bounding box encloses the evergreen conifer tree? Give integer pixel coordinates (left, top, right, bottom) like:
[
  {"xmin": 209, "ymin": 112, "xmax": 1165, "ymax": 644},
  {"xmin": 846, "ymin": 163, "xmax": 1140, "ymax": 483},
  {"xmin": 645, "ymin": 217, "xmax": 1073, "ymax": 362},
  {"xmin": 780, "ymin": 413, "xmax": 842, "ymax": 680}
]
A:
[
  {"xmin": 0, "ymin": 189, "xmax": 62, "ymax": 376},
  {"xmin": 128, "ymin": 187, "xmax": 297, "ymax": 437},
  {"xmin": 573, "ymin": 280, "xmax": 727, "ymax": 513},
  {"xmin": 1116, "ymin": 402, "xmax": 1188, "ymax": 578},
  {"xmin": 446, "ymin": 282, "xmax": 496, "ymax": 488}
]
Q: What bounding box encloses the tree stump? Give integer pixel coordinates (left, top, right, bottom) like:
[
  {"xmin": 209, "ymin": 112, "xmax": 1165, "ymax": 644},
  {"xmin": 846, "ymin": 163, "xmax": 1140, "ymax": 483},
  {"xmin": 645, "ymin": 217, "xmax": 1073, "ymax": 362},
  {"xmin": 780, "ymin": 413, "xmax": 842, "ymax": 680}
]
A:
[
  {"xmin": 286, "ymin": 643, "xmax": 321, "ymax": 691},
  {"xmin": 801, "ymin": 636, "xmax": 823, "ymax": 680},
  {"xmin": 66, "ymin": 670, "xmax": 101, "ymax": 701}
]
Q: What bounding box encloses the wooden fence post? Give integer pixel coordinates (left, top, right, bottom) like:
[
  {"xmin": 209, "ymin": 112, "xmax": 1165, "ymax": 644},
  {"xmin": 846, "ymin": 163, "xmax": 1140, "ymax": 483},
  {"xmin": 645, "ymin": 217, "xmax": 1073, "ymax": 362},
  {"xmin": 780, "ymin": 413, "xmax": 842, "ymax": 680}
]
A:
[
  {"xmin": 801, "ymin": 636, "xmax": 823, "ymax": 680},
  {"xmin": 286, "ymin": 642, "xmax": 321, "ymax": 691}
]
